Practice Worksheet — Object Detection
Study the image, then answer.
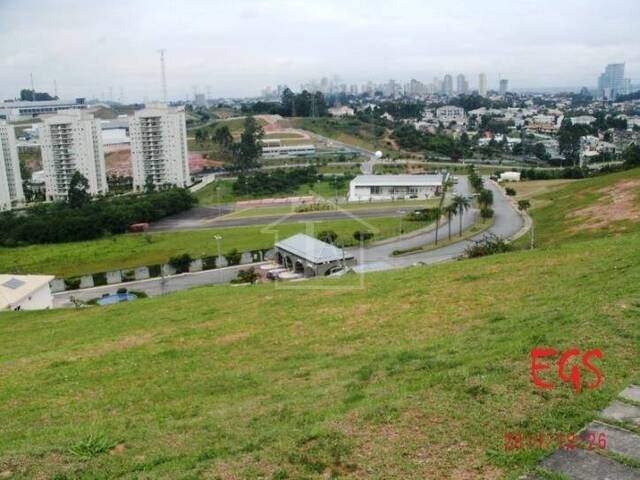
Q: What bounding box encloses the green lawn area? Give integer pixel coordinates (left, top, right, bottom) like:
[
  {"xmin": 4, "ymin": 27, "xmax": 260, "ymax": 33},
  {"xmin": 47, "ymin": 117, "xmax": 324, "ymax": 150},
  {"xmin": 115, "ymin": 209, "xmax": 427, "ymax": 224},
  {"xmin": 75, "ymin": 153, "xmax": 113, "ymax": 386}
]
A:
[
  {"xmin": 0, "ymin": 216, "xmax": 428, "ymax": 278},
  {"xmin": 195, "ymin": 179, "xmax": 352, "ymax": 206},
  {"xmin": 225, "ymin": 198, "xmax": 440, "ymax": 219},
  {"xmin": 1, "ymin": 231, "xmax": 638, "ymax": 478},
  {"xmin": 523, "ymin": 168, "xmax": 640, "ymax": 247}
]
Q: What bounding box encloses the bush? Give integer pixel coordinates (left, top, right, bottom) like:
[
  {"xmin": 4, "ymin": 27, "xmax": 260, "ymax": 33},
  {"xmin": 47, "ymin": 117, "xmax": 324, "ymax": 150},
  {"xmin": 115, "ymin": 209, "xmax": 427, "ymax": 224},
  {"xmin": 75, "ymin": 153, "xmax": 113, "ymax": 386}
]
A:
[
  {"xmin": 65, "ymin": 277, "xmax": 81, "ymax": 290},
  {"xmin": 148, "ymin": 264, "xmax": 161, "ymax": 277},
  {"xmin": 202, "ymin": 256, "xmax": 217, "ymax": 270},
  {"xmin": 92, "ymin": 272, "xmax": 107, "ymax": 287},
  {"xmin": 129, "ymin": 290, "xmax": 148, "ymax": 298},
  {"xmin": 405, "ymin": 208, "xmax": 439, "ymax": 222},
  {"xmin": 317, "ymin": 230, "xmax": 338, "ymax": 244},
  {"xmin": 116, "ymin": 287, "xmax": 128, "ymax": 294},
  {"xmin": 225, "ymin": 248, "xmax": 242, "ymax": 266},
  {"xmin": 122, "ymin": 270, "xmax": 135, "ymax": 282},
  {"xmin": 465, "ymin": 234, "xmax": 513, "ymax": 258},
  {"xmin": 231, "ymin": 267, "xmax": 259, "ymax": 284},
  {"xmin": 353, "ymin": 231, "xmax": 374, "ymax": 242},
  {"xmin": 296, "ymin": 203, "xmax": 332, "ymax": 213},
  {"xmin": 480, "ymin": 207, "xmax": 494, "ymax": 220},
  {"xmin": 505, "ymin": 187, "xmax": 516, "ymax": 196},
  {"xmin": 168, "ymin": 253, "xmax": 193, "ymax": 273}
]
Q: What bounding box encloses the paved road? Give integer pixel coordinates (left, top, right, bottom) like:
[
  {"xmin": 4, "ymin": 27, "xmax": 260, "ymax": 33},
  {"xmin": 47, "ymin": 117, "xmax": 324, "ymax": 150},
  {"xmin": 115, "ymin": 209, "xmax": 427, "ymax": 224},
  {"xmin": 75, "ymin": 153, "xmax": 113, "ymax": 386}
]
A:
[{"xmin": 350, "ymin": 178, "xmax": 523, "ymax": 272}]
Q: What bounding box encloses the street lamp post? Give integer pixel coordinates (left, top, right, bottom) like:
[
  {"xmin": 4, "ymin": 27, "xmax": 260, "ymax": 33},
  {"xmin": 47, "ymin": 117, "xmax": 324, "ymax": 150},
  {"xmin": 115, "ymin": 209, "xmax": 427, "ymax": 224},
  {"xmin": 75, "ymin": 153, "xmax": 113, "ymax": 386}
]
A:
[{"xmin": 213, "ymin": 235, "xmax": 223, "ymax": 262}]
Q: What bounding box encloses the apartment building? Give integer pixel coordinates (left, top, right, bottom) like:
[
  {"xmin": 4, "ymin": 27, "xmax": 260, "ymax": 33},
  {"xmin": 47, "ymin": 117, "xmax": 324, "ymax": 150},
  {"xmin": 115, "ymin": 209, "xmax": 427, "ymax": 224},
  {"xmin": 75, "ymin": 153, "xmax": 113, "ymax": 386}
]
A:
[
  {"xmin": 129, "ymin": 103, "xmax": 190, "ymax": 191},
  {"xmin": 0, "ymin": 120, "xmax": 25, "ymax": 210},
  {"xmin": 40, "ymin": 110, "xmax": 108, "ymax": 200}
]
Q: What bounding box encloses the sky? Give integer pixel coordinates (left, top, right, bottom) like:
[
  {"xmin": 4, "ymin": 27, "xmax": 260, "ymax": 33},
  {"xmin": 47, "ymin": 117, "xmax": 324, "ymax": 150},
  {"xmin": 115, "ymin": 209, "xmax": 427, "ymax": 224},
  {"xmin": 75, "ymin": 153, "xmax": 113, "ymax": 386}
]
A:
[{"xmin": 0, "ymin": 0, "xmax": 638, "ymax": 102}]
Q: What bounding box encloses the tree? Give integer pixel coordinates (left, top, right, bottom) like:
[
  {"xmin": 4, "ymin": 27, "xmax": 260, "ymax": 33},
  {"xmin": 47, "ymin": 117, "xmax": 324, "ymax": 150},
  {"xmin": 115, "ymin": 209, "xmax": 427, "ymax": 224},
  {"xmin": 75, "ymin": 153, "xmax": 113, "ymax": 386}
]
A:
[
  {"xmin": 480, "ymin": 207, "xmax": 494, "ymax": 221},
  {"xmin": 432, "ymin": 206, "xmax": 442, "ymax": 245},
  {"xmin": 443, "ymin": 203, "xmax": 458, "ymax": 241},
  {"xmin": 194, "ymin": 129, "xmax": 208, "ymax": 144},
  {"xmin": 144, "ymin": 174, "xmax": 156, "ymax": 193},
  {"xmin": 214, "ymin": 125, "xmax": 234, "ymax": 153},
  {"xmin": 353, "ymin": 231, "xmax": 374, "ymax": 242},
  {"xmin": 317, "ymin": 230, "xmax": 338, "ymax": 244},
  {"xmin": 233, "ymin": 116, "xmax": 263, "ymax": 171},
  {"xmin": 622, "ymin": 143, "xmax": 640, "ymax": 168},
  {"xmin": 451, "ymin": 195, "xmax": 471, "ymax": 237},
  {"xmin": 20, "ymin": 89, "xmax": 56, "ymax": 101},
  {"xmin": 478, "ymin": 188, "xmax": 494, "ymax": 208},
  {"xmin": 67, "ymin": 171, "xmax": 91, "ymax": 208}
]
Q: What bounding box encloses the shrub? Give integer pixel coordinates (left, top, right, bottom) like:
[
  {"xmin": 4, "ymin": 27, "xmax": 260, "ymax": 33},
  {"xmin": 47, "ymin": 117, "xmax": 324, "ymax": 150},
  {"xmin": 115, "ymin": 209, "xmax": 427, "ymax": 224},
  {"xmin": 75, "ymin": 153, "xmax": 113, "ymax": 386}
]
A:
[
  {"xmin": 116, "ymin": 287, "xmax": 128, "ymax": 294},
  {"xmin": 465, "ymin": 234, "xmax": 513, "ymax": 258},
  {"xmin": 122, "ymin": 270, "xmax": 135, "ymax": 282},
  {"xmin": 64, "ymin": 277, "xmax": 81, "ymax": 290},
  {"xmin": 317, "ymin": 230, "xmax": 338, "ymax": 244},
  {"xmin": 231, "ymin": 267, "xmax": 259, "ymax": 284},
  {"xmin": 296, "ymin": 203, "xmax": 332, "ymax": 213},
  {"xmin": 225, "ymin": 248, "xmax": 242, "ymax": 266},
  {"xmin": 168, "ymin": 253, "xmax": 193, "ymax": 273},
  {"xmin": 353, "ymin": 231, "xmax": 374, "ymax": 242},
  {"xmin": 405, "ymin": 208, "xmax": 439, "ymax": 222},
  {"xmin": 148, "ymin": 264, "xmax": 162, "ymax": 277},
  {"xmin": 480, "ymin": 207, "xmax": 494, "ymax": 220},
  {"xmin": 202, "ymin": 256, "xmax": 217, "ymax": 270},
  {"xmin": 505, "ymin": 187, "xmax": 516, "ymax": 196},
  {"xmin": 92, "ymin": 272, "xmax": 107, "ymax": 287},
  {"xmin": 129, "ymin": 290, "xmax": 148, "ymax": 298}
]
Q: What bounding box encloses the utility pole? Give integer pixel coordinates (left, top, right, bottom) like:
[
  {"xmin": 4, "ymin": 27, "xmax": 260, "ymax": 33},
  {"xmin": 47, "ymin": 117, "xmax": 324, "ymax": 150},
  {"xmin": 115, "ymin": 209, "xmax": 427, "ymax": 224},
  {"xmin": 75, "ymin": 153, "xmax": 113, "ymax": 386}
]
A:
[
  {"xmin": 159, "ymin": 49, "xmax": 168, "ymax": 103},
  {"xmin": 53, "ymin": 79, "xmax": 58, "ymax": 98}
]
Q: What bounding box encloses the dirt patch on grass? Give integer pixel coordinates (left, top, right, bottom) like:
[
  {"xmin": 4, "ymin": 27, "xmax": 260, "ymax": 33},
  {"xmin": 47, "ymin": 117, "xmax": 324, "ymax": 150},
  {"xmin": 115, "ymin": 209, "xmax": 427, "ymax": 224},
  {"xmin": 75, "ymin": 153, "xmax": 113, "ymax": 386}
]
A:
[{"xmin": 569, "ymin": 179, "xmax": 640, "ymax": 231}]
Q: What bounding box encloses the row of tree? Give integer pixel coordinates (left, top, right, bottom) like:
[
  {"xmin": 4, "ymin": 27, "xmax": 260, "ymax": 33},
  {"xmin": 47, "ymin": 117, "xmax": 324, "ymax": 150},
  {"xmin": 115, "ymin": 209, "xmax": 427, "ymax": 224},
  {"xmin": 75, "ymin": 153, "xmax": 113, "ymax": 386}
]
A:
[
  {"xmin": 0, "ymin": 180, "xmax": 196, "ymax": 246},
  {"xmin": 392, "ymin": 124, "xmax": 470, "ymax": 159},
  {"xmin": 232, "ymin": 167, "xmax": 319, "ymax": 197}
]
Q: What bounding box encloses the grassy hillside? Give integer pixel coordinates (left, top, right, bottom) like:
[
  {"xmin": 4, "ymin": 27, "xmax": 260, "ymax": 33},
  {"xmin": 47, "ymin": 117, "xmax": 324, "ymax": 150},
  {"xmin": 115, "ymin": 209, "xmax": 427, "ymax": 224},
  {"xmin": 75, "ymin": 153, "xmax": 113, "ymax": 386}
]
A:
[
  {"xmin": 0, "ymin": 216, "xmax": 425, "ymax": 278},
  {"xmin": 293, "ymin": 118, "xmax": 393, "ymax": 155},
  {"xmin": 1, "ymin": 232, "xmax": 639, "ymax": 479},
  {"xmin": 526, "ymin": 168, "xmax": 640, "ymax": 247}
]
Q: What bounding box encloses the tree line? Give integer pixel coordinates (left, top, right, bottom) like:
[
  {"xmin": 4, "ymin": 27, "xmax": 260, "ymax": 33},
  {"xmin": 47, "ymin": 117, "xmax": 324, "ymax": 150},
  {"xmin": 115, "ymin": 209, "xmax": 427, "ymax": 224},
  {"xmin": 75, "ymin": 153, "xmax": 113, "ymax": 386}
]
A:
[
  {"xmin": 233, "ymin": 167, "xmax": 319, "ymax": 197},
  {"xmin": 0, "ymin": 180, "xmax": 195, "ymax": 246}
]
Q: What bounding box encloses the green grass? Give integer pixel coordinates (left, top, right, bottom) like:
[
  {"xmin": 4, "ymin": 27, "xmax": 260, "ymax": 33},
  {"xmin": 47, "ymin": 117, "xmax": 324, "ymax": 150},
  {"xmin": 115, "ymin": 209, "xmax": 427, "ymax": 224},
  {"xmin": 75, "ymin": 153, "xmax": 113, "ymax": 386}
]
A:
[
  {"xmin": 293, "ymin": 117, "xmax": 392, "ymax": 155},
  {"xmin": 1, "ymin": 232, "xmax": 639, "ymax": 478},
  {"xmin": 0, "ymin": 216, "xmax": 427, "ymax": 278},
  {"xmin": 524, "ymin": 168, "xmax": 640, "ymax": 247},
  {"xmin": 195, "ymin": 179, "xmax": 351, "ymax": 206}
]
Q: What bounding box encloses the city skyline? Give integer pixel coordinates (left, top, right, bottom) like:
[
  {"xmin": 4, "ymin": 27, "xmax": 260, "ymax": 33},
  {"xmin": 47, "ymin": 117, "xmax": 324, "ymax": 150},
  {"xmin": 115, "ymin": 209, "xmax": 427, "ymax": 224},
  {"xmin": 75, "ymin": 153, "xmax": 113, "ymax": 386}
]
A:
[{"xmin": 1, "ymin": 0, "xmax": 639, "ymax": 102}]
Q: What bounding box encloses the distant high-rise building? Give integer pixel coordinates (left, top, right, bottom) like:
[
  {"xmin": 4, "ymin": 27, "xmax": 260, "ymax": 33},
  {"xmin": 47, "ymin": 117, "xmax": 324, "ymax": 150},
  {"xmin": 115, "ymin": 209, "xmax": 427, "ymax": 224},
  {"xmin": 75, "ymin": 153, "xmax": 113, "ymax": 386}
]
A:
[
  {"xmin": 194, "ymin": 93, "xmax": 206, "ymax": 107},
  {"xmin": 40, "ymin": 110, "xmax": 107, "ymax": 200},
  {"xmin": 598, "ymin": 63, "xmax": 625, "ymax": 99},
  {"xmin": 349, "ymin": 84, "xmax": 358, "ymax": 95},
  {"xmin": 129, "ymin": 103, "xmax": 190, "ymax": 191},
  {"xmin": 0, "ymin": 120, "xmax": 24, "ymax": 210},
  {"xmin": 478, "ymin": 73, "xmax": 487, "ymax": 96},
  {"xmin": 443, "ymin": 74, "xmax": 453, "ymax": 96},
  {"xmin": 499, "ymin": 79, "xmax": 509, "ymax": 95},
  {"xmin": 456, "ymin": 74, "xmax": 468, "ymax": 95}
]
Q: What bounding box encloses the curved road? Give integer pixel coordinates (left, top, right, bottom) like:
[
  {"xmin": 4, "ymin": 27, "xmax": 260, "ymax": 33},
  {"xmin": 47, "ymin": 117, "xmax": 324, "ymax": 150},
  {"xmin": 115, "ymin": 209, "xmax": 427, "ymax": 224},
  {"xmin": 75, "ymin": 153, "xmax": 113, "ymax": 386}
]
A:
[
  {"xmin": 351, "ymin": 178, "xmax": 523, "ymax": 272},
  {"xmin": 54, "ymin": 177, "xmax": 523, "ymax": 305}
]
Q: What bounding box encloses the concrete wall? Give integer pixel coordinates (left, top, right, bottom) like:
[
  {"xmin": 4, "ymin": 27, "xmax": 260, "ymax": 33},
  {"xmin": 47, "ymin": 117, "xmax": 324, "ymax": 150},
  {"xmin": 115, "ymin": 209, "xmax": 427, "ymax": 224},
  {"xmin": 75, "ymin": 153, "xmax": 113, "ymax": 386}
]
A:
[
  {"xmin": 14, "ymin": 284, "xmax": 53, "ymax": 310},
  {"xmin": 53, "ymin": 262, "xmax": 267, "ymax": 307}
]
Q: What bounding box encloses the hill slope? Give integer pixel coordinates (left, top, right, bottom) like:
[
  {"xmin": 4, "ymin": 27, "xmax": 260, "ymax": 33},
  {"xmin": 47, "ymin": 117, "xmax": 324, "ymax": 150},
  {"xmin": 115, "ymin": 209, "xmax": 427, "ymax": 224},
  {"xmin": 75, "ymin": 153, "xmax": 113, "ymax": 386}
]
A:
[
  {"xmin": 1, "ymin": 231, "xmax": 639, "ymax": 479},
  {"xmin": 527, "ymin": 167, "xmax": 640, "ymax": 247}
]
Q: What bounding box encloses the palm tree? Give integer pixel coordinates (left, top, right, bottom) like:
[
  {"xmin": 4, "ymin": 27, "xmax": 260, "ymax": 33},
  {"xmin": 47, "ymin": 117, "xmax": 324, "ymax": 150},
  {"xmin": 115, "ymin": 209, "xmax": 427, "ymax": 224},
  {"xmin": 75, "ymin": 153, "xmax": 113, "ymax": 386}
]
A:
[
  {"xmin": 443, "ymin": 203, "xmax": 458, "ymax": 240},
  {"xmin": 452, "ymin": 195, "xmax": 471, "ymax": 237},
  {"xmin": 432, "ymin": 206, "xmax": 442, "ymax": 245}
]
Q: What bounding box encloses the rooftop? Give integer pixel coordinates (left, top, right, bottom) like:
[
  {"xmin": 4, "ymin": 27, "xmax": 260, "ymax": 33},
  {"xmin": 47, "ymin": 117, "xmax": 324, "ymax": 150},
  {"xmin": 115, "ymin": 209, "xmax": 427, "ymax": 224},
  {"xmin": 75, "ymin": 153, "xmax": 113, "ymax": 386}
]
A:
[
  {"xmin": 351, "ymin": 174, "xmax": 445, "ymax": 187},
  {"xmin": 275, "ymin": 233, "xmax": 353, "ymax": 264},
  {"xmin": 0, "ymin": 274, "xmax": 54, "ymax": 310}
]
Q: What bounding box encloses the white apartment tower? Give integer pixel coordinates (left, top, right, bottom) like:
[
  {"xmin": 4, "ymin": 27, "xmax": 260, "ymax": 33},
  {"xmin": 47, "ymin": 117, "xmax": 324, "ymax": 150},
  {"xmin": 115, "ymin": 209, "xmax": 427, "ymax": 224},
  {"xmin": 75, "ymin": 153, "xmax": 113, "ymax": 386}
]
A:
[
  {"xmin": 40, "ymin": 110, "xmax": 108, "ymax": 200},
  {"xmin": 129, "ymin": 103, "xmax": 190, "ymax": 191},
  {"xmin": 479, "ymin": 73, "xmax": 487, "ymax": 96},
  {"xmin": 0, "ymin": 120, "xmax": 25, "ymax": 210}
]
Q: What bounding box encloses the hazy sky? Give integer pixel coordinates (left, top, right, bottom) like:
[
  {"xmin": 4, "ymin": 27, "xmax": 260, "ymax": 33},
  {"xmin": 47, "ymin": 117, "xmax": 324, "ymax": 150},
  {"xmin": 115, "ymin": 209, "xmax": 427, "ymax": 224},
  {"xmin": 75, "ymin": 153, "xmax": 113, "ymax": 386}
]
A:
[{"xmin": 0, "ymin": 0, "xmax": 638, "ymax": 102}]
